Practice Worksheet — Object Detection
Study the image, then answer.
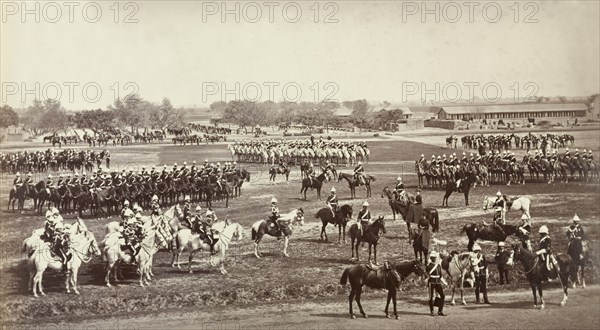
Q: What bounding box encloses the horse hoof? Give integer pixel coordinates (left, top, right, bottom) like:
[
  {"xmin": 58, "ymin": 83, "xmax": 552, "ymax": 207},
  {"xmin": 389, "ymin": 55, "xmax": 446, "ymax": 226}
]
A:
[
  {"xmin": 283, "ymin": 253, "xmax": 290, "ymax": 258},
  {"xmin": 351, "ymin": 315, "xmax": 356, "ymax": 319},
  {"xmin": 385, "ymin": 314, "xmax": 390, "ymax": 319},
  {"xmin": 560, "ymin": 301, "xmax": 566, "ymax": 307},
  {"xmin": 189, "ymin": 270, "xmax": 193, "ymax": 274},
  {"xmin": 363, "ymin": 314, "xmax": 368, "ymax": 319},
  {"xmin": 540, "ymin": 304, "xmax": 545, "ymax": 310},
  {"xmin": 462, "ymin": 301, "xmax": 467, "ymax": 306},
  {"xmin": 451, "ymin": 301, "xmax": 456, "ymax": 306},
  {"xmin": 74, "ymin": 290, "xmax": 80, "ymax": 295}
]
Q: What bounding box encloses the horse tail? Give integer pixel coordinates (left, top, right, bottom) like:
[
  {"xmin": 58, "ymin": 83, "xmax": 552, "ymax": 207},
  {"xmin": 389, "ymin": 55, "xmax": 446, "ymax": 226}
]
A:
[
  {"xmin": 368, "ymin": 175, "xmax": 376, "ymax": 182},
  {"xmin": 460, "ymin": 223, "xmax": 470, "ymax": 235},
  {"xmin": 340, "ymin": 268, "xmax": 350, "ymax": 285}
]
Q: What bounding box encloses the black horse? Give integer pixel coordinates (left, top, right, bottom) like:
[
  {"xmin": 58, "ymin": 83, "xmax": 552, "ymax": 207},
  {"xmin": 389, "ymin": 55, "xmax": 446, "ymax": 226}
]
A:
[
  {"xmin": 348, "ymin": 217, "xmax": 386, "ymax": 264},
  {"xmin": 338, "ymin": 172, "xmax": 376, "ymax": 199},
  {"xmin": 340, "ymin": 260, "xmax": 426, "ymax": 319},
  {"xmin": 269, "ymin": 165, "xmax": 290, "ymax": 184},
  {"xmin": 567, "ymin": 239, "xmax": 590, "ymax": 288},
  {"xmin": 380, "ymin": 187, "xmax": 440, "ymax": 234},
  {"xmin": 315, "ymin": 204, "xmax": 353, "ymax": 243},
  {"xmin": 300, "ymin": 172, "xmax": 327, "ymax": 200},
  {"xmin": 461, "ymin": 222, "xmax": 522, "ymax": 251},
  {"xmin": 512, "ymin": 245, "xmax": 575, "ymax": 309},
  {"xmin": 442, "ymin": 171, "xmax": 477, "ymax": 207}
]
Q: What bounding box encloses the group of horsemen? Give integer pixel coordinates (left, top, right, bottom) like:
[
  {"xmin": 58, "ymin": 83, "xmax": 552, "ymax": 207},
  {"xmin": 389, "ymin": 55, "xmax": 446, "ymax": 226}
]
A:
[
  {"xmin": 230, "ymin": 137, "xmax": 369, "ymax": 164},
  {"xmin": 416, "ymin": 147, "xmax": 595, "ymax": 185},
  {"xmin": 11, "ymin": 159, "xmax": 242, "ymax": 200}
]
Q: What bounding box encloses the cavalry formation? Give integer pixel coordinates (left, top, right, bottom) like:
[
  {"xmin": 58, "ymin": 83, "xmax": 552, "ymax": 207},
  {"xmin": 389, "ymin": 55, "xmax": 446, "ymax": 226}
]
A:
[
  {"xmin": 8, "ymin": 160, "xmax": 250, "ymax": 215},
  {"xmin": 450, "ymin": 133, "xmax": 576, "ymax": 151},
  {"xmin": 227, "ymin": 137, "xmax": 370, "ymax": 167},
  {"xmin": 415, "ymin": 147, "xmax": 598, "ymax": 195},
  {"xmin": 1, "ymin": 149, "xmax": 110, "ymax": 174}
]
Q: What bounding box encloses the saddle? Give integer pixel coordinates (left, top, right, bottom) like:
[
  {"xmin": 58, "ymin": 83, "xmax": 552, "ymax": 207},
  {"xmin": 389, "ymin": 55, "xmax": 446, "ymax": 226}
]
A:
[{"xmin": 366, "ymin": 261, "xmax": 402, "ymax": 287}]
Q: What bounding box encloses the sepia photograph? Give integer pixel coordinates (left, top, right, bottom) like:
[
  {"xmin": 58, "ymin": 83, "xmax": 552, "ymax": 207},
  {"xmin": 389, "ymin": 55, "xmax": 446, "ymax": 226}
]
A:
[{"xmin": 1, "ymin": 1, "xmax": 599, "ymax": 329}]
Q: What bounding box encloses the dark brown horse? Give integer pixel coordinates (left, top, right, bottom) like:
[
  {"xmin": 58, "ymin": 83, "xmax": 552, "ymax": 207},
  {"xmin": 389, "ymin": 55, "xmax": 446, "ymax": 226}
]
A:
[
  {"xmin": 461, "ymin": 222, "xmax": 522, "ymax": 251},
  {"xmin": 380, "ymin": 187, "xmax": 440, "ymax": 234},
  {"xmin": 338, "ymin": 172, "xmax": 376, "ymax": 199},
  {"xmin": 348, "ymin": 217, "xmax": 386, "ymax": 264},
  {"xmin": 442, "ymin": 171, "xmax": 477, "ymax": 207},
  {"xmin": 314, "ymin": 204, "xmax": 353, "ymax": 243},
  {"xmin": 567, "ymin": 239, "xmax": 590, "ymax": 288},
  {"xmin": 512, "ymin": 245, "xmax": 575, "ymax": 309},
  {"xmin": 340, "ymin": 260, "xmax": 425, "ymax": 319},
  {"xmin": 300, "ymin": 172, "xmax": 327, "ymax": 200}
]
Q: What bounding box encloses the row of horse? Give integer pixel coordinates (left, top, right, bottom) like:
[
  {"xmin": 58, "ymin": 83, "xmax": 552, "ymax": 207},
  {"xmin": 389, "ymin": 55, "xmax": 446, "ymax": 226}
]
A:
[
  {"xmin": 1, "ymin": 149, "xmax": 108, "ymax": 174},
  {"xmin": 227, "ymin": 144, "xmax": 370, "ymax": 167},
  {"xmin": 452, "ymin": 133, "xmax": 575, "ymax": 151},
  {"xmin": 8, "ymin": 169, "xmax": 252, "ymax": 216}
]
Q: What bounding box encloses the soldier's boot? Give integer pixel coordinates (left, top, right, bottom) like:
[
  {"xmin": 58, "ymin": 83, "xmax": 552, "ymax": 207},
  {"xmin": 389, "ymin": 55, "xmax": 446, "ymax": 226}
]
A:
[{"xmin": 483, "ymin": 292, "xmax": 490, "ymax": 304}]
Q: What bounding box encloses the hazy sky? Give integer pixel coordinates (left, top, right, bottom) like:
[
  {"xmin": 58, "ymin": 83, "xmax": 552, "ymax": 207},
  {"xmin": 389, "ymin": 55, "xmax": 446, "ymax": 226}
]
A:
[{"xmin": 1, "ymin": 1, "xmax": 599, "ymax": 109}]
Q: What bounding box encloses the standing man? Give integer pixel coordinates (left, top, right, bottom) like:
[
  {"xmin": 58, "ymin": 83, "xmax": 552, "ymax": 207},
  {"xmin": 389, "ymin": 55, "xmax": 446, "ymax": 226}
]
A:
[
  {"xmin": 494, "ymin": 242, "xmax": 510, "ymax": 285},
  {"xmin": 426, "ymin": 251, "xmax": 446, "ymax": 316},
  {"xmin": 472, "ymin": 244, "xmax": 490, "ymax": 304}
]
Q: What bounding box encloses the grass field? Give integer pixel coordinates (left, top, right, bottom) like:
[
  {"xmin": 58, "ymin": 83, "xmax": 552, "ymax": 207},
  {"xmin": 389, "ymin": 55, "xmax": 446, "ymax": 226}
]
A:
[{"xmin": 1, "ymin": 130, "xmax": 599, "ymax": 323}]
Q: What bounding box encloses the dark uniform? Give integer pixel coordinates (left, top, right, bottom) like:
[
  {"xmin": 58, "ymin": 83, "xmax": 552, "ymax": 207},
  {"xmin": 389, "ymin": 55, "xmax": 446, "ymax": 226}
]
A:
[
  {"xmin": 325, "ymin": 192, "xmax": 338, "ymax": 216},
  {"xmin": 426, "ymin": 259, "xmax": 446, "ymax": 315},
  {"xmin": 474, "ymin": 254, "xmax": 490, "ymax": 304},
  {"xmin": 357, "ymin": 207, "xmax": 370, "ymax": 239},
  {"xmin": 494, "ymin": 246, "xmax": 511, "ymax": 284}
]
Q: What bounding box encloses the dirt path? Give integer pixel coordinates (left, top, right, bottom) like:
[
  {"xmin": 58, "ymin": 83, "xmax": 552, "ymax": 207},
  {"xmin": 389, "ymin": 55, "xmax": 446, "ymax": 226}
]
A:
[{"xmin": 28, "ymin": 286, "xmax": 600, "ymax": 329}]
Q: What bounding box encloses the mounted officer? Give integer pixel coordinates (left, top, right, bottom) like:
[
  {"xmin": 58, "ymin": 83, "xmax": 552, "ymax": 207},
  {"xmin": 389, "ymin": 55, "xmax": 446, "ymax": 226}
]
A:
[
  {"xmin": 325, "ymin": 187, "xmax": 338, "ymax": 218},
  {"xmin": 518, "ymin": 213, "xmax": 532, "ymax": 251},
  {"xmin": 268, "ymin": 197, "xmax": 282, "ymax": 238},
  {"xmin": 306, "ymin": 163, "xmax": 316, "ymax": 186},
  {"xmin": 354, "ymin": 161, "xmax": 365, "ymax": 185},
  {"xmin": 356, "ymin": 201, "xmax": 371, "ymax": 240},
  {"xmin": 120, "ymin": 200, "xmax": 132, "ymax": 221},
  {"xmin": 182, "ymin": 195, "xmax": 193, "ymax": 228},
  {"xmin": 150, "ymin": 195, "xmax": 161, "ymax": 216},
  {"xmin": 12, "ymin": 172, "xmax": 23, "ymax": 192},
  {"xmin": 197, "ymin": 207, "xmax": 216, "ymax": 255},
  {"xmin": 492, "ymin": 191, "xmax": 505, "ymax": 225},
  {"xmin": 394, "ymin": 177, "xmax": 405, "ymax": 202},
  {"xmin": 566, "ymin": 214, "xmax": 586, "ymax": 259},
  {"xmin": 45, "ymin": 174, "xmax": 54, "ymax": 195},
  {"xmin": 123, "ymin": 212, "xmax": 145, "ymax": 257},
  {"xmin": 42, "ymin": 209, "xmax": 71, "ymax": 272},
  {"xmin": 24, "ymin": 172, "xmax": 33, "ymax": 194},
  {"xmin": 535, "ymin": 225, "xmax": 559, "ymax": 279}
]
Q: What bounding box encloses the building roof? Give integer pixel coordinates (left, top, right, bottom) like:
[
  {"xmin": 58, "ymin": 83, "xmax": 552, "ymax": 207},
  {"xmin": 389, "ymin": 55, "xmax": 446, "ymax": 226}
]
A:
[
  {"xmin": 440, "ymin": 103, "xmax": 589, "ymax": 114},
  {"xmin": 409, "ymin": 106, "xmax": 442, "ymax": 113}
]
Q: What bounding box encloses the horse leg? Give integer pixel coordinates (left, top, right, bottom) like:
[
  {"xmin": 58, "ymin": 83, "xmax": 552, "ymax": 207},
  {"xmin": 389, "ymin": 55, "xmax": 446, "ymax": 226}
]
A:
[
  {"xmin": 373, "ymin": 244, "xmax": 378, "ymax": 265},
  {"xmin": 254, "ymin": 240, "xmax": 261, "ymax": 258},
  {"xmin": 188, "ymin": 249, "xmax": 197, "ymax": 274},
  {"xmin": 282, "ymin": 236, "xmax": 289, "ymax": 257},
  {"xmin": 538, "ymin": 284, "xmax": 545, "ymax": 309},
  {"xmin": 356, "ymin": 288, "xmax": 367, "ymax": 318},
  {"xmin": 71, "ymin": 267, "xmax": 80, "ymax": 294},
  {"xmin": 460, "ymin": 274, "xmax": 467, "ymax": 305},
  {"xmin": 392, "ymin": 289, "xmax": 398, "ymax": 319},
  {"xmin": 349, "ymin": 289, "xmax": 356, "ymax": 319},
  {"xmin": 367, "ymin": 244, "xmax": 372, "ymax": 264},
  {"xmin": 320, "ymin": 223, "xmax": 326, "ymax": 241},
  {"xmin": 385, "ymin": 290, "xmax": 392, "ymax": 318},
  {"xmin": 450, "ymin": 281, "xmax": 456, "ymax": 305}
]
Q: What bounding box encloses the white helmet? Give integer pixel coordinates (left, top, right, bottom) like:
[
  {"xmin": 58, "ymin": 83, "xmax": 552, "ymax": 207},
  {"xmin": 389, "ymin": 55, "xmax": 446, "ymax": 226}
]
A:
[
  {"xmin": 124, "ymin": 200, "xmax": 130, "ymax": 206},
  {"xmin": 496, "ymin": 191, "xmax": 502, "ymax": 197},
  {"xmin": 152, "ymin": 195, "xmax": 159, "ymax": 201},
  {"xmin": 498, "ymin": 242, "xmax": 505, "ymax": 247},
  {"xmin": 430, "ymin": 251, "xmax": 439, "ymax": 259},
  {"xmin": 51, "ymin": 207, "xmax": 60, "ymax": 215},
  {"xmin": 358, "ymin": 161, "xmax": 362, "ymax": 165},
  {"xmin": 135, "ymin": 213, "xmax": 142, "ymax": 220},
  {"xmin": 420, "ymin": 154, "xmax": 424, "ymax": 158},
  {"xmin": 184, "ymin": 195, "xmax": 191, "ymax": 202},
  {"xmin": 48, "ymin": 174, "xmax": 53, "ymax": 179},
  {"xmin": 397, "ymin": 177, "xmax": 402, "ymax": 181},
  {"xmin": 54, "ymin": 222, "xmax": 64, "ymax": 230},
  {"xmin": 271, "ymin": 197, "xmax": 277, "ymax": 204},
  {"xmin": 538, "ymin": 225, "xmax": 549, "ymax": 234},
  {"xmin": 16, "ymin": 172, "xmax": 21, "ymax": 176},
  {"xmin": 363, "ymin": 201, "xmax": 369, "ymax": 207},
  {"xmin": 472, "ymin": 244, "xmax": 481, "ymax": 251},
  {"xmin": 195, "ymin": 205, "xmax": 202, "ymax": 212},
  {"xmin": 124, "ymin": 209, "xmax": 134, "ymax": 217},
  {"xmin": 572, "ymin": 214, "xmax": 580, "ymax": 222},
  {"xmin": 521, "ymin": 214, "xmax": 529, "ymax": 220},
  {"xmin": 331, "ymin": 187, "xmax": 336, "ymax": 192},
  {"xmin": 45, "ymin": 210, "xmax": 53, "ymax": 219},
  {"xmin": 206, "ymin": 210, "xmax": 214, "ymax": 217}
]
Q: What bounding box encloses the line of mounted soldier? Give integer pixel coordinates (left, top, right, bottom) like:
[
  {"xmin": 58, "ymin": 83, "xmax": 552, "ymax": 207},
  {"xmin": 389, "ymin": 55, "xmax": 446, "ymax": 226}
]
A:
[
  {"xmin": 168, "ymin": 123, "xmax": 230, "ymax": 144},
  {"xmin": 455, "ymin": 133, "xmax": 575, "ymax": 151},
  {"xmin": 415, "ymin": 147, "xmax": 598, "ymax": 190},
  {"xmin": 9, "ymin": 160, "xmax": 250, "ymax": 215},
  {"xmin": 228, "ymin": 136, "xmax": 370, "ymax": 166},
  {"xmin": 1, "ymin": 148, "xmax": 110, "ymax": 174}
]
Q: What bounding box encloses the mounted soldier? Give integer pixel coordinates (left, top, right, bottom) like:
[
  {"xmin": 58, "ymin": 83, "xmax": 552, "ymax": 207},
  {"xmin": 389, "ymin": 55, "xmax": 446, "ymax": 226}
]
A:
[
  {"xmin": 150, "ymin": 195, "xmax": 161, "ymax": 216},
  {"xmin": 492, "ymin": 191, "xmax": 505, "ymax": 225},
  {"xmin": 394, "ymin": 177, "xmax": 406, "ymax": 202},
  {"xmin": 120, "ymin": 200, "xmax": 132, "ymax": 221},
  {"xmin": 306, "ymin": 163, "xmax": 316, "ymax": 185},
  {"xmin": 268, "ymin": 197, "xmax": 282, "ymax": 238},
  {"xmin": 42, "ymin": 209, "xmax": 71, "ymax": 272},
  {"xmin": 356, "ymin": 201, "xmax": 371, "ymax": 240},
  {"xmin": 325, "ymin": 187, "xmax": 338, "ymax": 218},
  {"xmin": 12, "ymin": 172, "xmax": 23, "ymax": 193},
  {"xmin": 324, "ymin": 160, "xmax": 335, "ymax": 177},
  {"xmin": 182, "ymin": 195, "xmax": 193, "ymax": 228},
  {"xmin": 123, "ymin": 212, "xmax": 145, "ymax": 257},
  {"xmin": 566, "ymin": 214, "xmax": 586, "ymax": 258},
  {"xmin": 535, "ymin": 225, "xmax": 559, "ymax": 279},
  {"xmin": 45, "ymin": 174, "xmax": 54, "ymax": 195},
  {"xmin": 354, "ymin": 161, "xmax": 365, "ymax": 185},
  {"xmin": 519, "ymin": 213, "xmax": 532, "ymax": 251},
  {"xmin": 197, "ymin": 208, "xmax": 216, "ymax": 254},
  {"xmin": 24, "ymin": 172, "xmax": 33, "ymax": 194}
]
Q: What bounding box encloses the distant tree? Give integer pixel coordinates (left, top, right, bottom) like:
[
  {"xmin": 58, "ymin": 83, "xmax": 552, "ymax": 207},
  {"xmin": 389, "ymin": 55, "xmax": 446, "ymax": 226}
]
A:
[{"xmin": 0, "ymin": 105, "xmax": 19, "ymax": 127}]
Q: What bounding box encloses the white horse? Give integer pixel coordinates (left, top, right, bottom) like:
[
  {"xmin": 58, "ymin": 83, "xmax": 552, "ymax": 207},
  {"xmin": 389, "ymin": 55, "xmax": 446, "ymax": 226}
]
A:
[
  {"xmin": 27, "ymin": 219, "xmax": 100, "ymax": 297},
  {"xmin": 22, "ymin": 219, "xmax": 89, "ymax": 256},
  {"xmin": 443, "ymin": 251, "xmax": 477, "ymax": 305},
  {"xmin": 482, "ymin": 195, "xmax": 531, "ymax": 220},
  {"xmin": 171, "ymin": 219, "xmax": 243, "ymax": 274},
  {"xmin": 99, "ymin": 215, "xmax": 161, "ymax": 287}
]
